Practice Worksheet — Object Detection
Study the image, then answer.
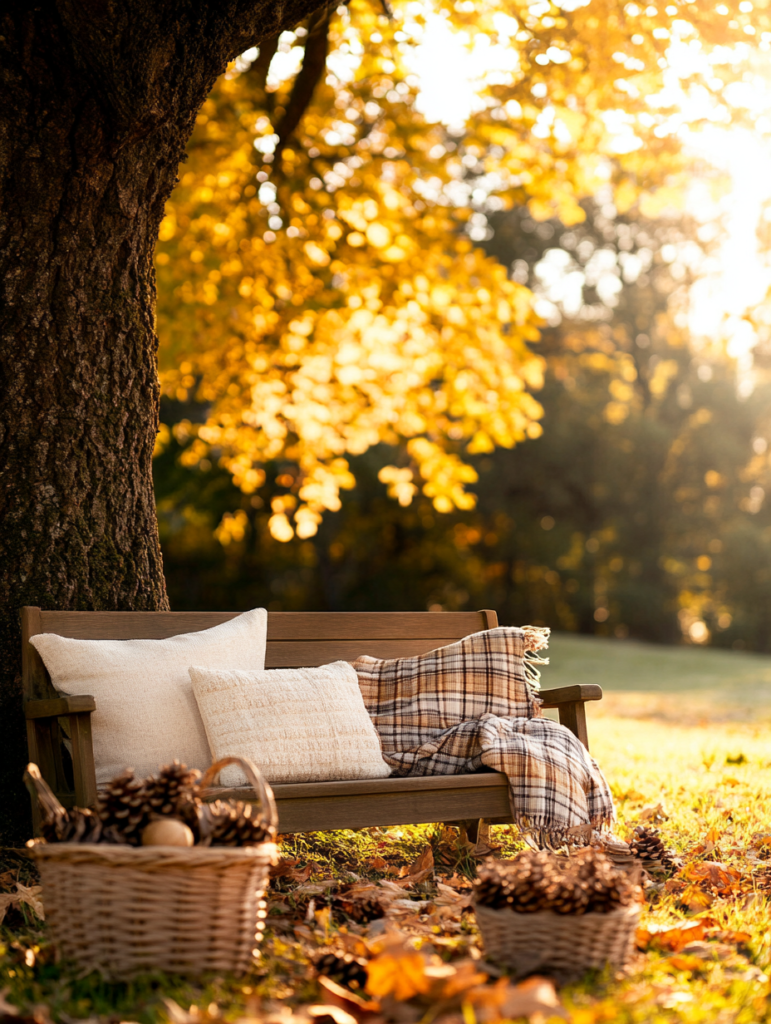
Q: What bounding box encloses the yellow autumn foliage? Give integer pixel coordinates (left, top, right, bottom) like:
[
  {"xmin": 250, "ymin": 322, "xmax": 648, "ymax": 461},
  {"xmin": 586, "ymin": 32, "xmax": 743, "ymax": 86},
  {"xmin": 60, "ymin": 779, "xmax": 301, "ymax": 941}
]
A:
[{"xmin": 156, "ymin": 0, "xmax": 754, "ymax": 540}]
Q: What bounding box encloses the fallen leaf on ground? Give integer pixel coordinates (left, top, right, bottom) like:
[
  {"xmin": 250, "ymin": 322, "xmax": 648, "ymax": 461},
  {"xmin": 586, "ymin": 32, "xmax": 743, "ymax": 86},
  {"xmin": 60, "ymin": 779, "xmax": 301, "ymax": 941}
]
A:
[
  {"xmin": 467, "ymin": 977, "xmax": 567, "ymax": 1021},
  {"xmin": 397, "ymin": 845, "xmax": 434, "ymax": 885},
  {"xmin": 0, "ymin": 884, "xmax": 44, "ymax": 924},
  {"xmin": 441, "ymin": 873, "xmax": 473, "ymax": 889},
  {"xmin": 307, "ymin": 1005, "xmax": 359, "ymax": 1024},
  {"xmin": 366, "ymin": 857, "xmax": 387, "ymax": 872},
  {"xmin": 295, "ymin": 879, "xmax": 338, "ymax": 895},
  {"xmin": 316, "ymin": 979, "xmax": 381, "ymax": 1021},
  {"xmin": 637, "ymin": 917, "xmax": 716, "ymax": 952},
  {"xmin": 638, "ymin": 803, "xmax": 669, "ymax": 822},
  {"xmin": 307, "ymin": 1007, "xmax": 358, "ymax": 1024},
  {"xmin": 434, "ymin": 883, "xmax": 472, "ymax": 908},
  {"xmin": 678, "ymin": 884, "xmax": 715, "ymax": 911},
  {"xmin": 365, "ymin": 949, "xmax": 432, "ymax": 1001}
]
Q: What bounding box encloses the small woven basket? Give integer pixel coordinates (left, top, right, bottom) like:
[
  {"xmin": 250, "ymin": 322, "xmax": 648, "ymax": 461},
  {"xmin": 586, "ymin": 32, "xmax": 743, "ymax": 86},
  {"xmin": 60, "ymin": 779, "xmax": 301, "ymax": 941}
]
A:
[
  {"xmin": 474, "ymin": 901, "xmax": 640, "ymax": 979},
  {"xmin": 32, "ymin": 756, "xmax": 278, "ymax": 979}
]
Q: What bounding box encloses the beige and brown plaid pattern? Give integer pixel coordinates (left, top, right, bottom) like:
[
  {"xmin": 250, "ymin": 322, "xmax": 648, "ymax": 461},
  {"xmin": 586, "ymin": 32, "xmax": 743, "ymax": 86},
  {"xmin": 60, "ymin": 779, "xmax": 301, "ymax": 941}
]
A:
[{"xmin": 354, "ymin": 627, "xmax": 614, "ymax": 834}]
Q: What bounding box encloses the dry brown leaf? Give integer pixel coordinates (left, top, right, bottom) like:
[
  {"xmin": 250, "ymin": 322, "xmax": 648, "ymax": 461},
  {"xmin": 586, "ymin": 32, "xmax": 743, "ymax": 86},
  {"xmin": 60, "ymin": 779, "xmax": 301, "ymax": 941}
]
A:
[
  {"xmin": 638, "ymin": 803, "xmax": 669, "ymax": 822},
  {"xmin": 366, "ymin": 857, "xmax": 388, "ymax": 872},
  {"xmin": 678, "ymin": 884, "xmax": 715, "ymax": 911},
  {"xmin": 636, "ymin": 917, "xmax": 716, "ymax": 952},
  {"xmin": 681, "ymin": 861, "xmax": 740, "ymax": 891},
  {"xmin": 270, "ymin": 857, "xmax": 299, "ymax": 878},
  {"xmin": 433, "ymin": 884, "xmax": 472, "ymax": 909},
  {"xmin": 397, "ymin": 845, "xmax": 434, "ymax": 885},
  {"xmin": 0, "ymin": 884, "xmax": 44, "ymax": 925},
  {"xmin": 365, "ymin": 949, "xmax": 432, "ymax": 1002},
  {"xmin": 665, "ymin": 954, "xmax": 707, "ymax": 973},
  {"xmin": 425, "ymin": 960, "xmax": 487, "ymax": 1001},
  {"xmin": 307, "ymin": 1006, "xmax": 359, "ymax": 1024},
  {"xmin": 467, "ymin": 977, "xmax": 567, "ymax": 1022},
  {"xmin": 317, "ymin": 977, "xmax": 381, "ymax": 1016}
]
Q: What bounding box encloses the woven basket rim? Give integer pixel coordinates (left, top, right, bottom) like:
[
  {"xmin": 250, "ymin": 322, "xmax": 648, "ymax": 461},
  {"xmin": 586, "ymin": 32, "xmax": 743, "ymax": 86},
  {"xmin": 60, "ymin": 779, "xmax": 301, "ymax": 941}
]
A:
[
  {"xmin": 473, "ymin": 900, "xmax": 641, "ymax": 923},
  {"xmin": 31, "ymin": 841, "xmax": 278, "ymax": 869}
]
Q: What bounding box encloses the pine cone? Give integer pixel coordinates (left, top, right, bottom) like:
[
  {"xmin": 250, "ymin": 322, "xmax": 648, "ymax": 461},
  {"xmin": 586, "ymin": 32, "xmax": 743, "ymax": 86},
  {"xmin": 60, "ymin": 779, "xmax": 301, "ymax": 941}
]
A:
[
  {"xmin": 198, "ymin": 799, "xmax": 274, "ymax": 846},
  {"xmin": 335, "ymin": 896, "xmax": 385, "ymax": 924},
  {"xmin": 40, "ymin": 806, "xmax": 105, "ymax": 844},
  {"xmin": 315, "ymin": 952, "xmax": 368, "ymax": 991},
  {"xmin": 143, "ymin": 761, "xmax": 203, "ymax": 839},
  {"xmin": 474, "ymin": 848, "xmax": 641, "ymax": 915},
  {"xmin": 629, "ymin": 826, "xmax": 677, "ymax": 872},
  {"xmin": 96, "ymin": 769, "xmax": 150, "ymax": 845}
]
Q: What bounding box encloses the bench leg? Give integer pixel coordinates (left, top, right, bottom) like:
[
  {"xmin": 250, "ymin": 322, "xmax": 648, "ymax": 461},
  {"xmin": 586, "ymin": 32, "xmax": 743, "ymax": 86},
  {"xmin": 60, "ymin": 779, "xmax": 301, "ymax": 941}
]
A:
[
  {"xmin": 557, "ymin": 701, "xmax": 589, "ymax": 748},
  {"xmin": 456, "ymin": 818, "xmax": 493, "ymax": 845}
]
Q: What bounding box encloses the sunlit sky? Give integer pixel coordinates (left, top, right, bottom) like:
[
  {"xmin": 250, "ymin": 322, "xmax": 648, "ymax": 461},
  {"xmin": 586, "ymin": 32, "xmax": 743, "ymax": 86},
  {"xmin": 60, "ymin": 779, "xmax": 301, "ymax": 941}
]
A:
[{"xmin": 406, "ymin": 13, "xmax": 771, "ymax": 380}]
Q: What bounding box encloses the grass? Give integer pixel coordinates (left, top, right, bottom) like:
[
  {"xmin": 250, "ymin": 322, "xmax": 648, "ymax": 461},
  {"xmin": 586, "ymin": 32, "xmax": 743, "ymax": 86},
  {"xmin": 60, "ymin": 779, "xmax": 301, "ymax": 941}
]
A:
[
  {"xmin": 2, "ymin": 635, "xmax": 771, "ymax": 1023},
  {"xmin": 544, "ymin": 632, "xmax": 771, "ymax": 721}
]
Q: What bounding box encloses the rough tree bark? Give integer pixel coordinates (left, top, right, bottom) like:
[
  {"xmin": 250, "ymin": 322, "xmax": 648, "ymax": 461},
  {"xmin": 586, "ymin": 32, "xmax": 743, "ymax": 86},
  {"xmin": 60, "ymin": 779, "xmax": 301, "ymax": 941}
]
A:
[{"xmin": 0, "ymin": 0, "xmax": 329, "ymax": 843}]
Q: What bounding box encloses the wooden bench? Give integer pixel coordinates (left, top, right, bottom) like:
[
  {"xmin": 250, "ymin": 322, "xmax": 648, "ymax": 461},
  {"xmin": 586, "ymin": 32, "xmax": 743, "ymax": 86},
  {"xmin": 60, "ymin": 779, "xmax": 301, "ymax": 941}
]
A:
[{"xmin": 22, "ymin": 607, "xmax": 602, "ymax": 834}]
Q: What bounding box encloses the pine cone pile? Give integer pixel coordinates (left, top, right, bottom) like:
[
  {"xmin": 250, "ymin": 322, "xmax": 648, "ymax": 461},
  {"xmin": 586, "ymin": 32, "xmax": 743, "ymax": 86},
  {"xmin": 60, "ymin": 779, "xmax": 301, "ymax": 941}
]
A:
[
  {"xmin": 314, "ymin": 951, "xmax": 369, "ymax": 991},
  {"xmin": 28, "ymin": 760, "xmax": 275, "ymax": 849},
  {"xmin": 198, "ymin": 798, "xmax": 273, "ymax": 847},
  {"xmin": 629, "ymin": 826, "xmax": 678, "ymax": 873},
  {"xmin": 473, "ymin": 849, "xmax": 641, "ymax": 915}
]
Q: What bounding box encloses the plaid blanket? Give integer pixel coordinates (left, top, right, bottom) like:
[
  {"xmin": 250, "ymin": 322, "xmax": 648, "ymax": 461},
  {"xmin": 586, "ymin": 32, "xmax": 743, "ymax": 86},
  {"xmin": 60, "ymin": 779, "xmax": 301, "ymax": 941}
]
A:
[{"xmin": 354, "ymin": 627, "xmax": 614, "ymax": 836}]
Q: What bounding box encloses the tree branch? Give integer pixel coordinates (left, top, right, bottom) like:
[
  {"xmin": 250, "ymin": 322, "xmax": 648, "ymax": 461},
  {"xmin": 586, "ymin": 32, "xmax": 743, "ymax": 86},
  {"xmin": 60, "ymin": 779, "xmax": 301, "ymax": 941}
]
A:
[
  {"xmin": 273, "ymin": 9, "xmax": 331, "ymax": 163},
  {"xmin": 245, "ymin": 32, "xmax": 280, "ymax": 115}
]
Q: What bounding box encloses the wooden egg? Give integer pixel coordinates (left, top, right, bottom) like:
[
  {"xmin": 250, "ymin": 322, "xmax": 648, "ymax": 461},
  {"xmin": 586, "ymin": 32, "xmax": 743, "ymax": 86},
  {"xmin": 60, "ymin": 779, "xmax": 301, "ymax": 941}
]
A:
[{"xmin": 141, "ymin": 818, "xmax": 194, "ymax": 847}]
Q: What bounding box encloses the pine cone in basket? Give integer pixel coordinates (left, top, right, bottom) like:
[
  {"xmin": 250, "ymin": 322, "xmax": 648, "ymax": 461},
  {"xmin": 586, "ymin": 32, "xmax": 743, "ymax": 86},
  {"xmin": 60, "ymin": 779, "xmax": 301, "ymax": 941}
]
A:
[
  {"xmin": 41, "ymin": 805, "xmax": 106, "ymax": 844},
  {"xmin": 143, "ymin": 760, "xmax": 203, "ymax": 838},
  {"xmin": 474, "ymin": 848, "xmax": 641, "ymax": 916},
  {"xmin": 629, "ymin": 826, "xmax": 678, "ymax": 873},
  {"xmin": 314, "ymin": 951, "xmax": 369, "ymax": 991},
  {"xmin": 198, "ymin": 799, "xmax": 275, "ymax": 846},
  {"xmin": 96, "ymin": 768, "xmax": 151, "ymax": 844}
]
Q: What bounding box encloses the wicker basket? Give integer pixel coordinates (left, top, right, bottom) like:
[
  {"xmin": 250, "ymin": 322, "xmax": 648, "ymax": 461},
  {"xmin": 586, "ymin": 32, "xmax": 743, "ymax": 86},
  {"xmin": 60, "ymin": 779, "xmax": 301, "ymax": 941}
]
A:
[
  {"xmin": 473, "ymin": 901, "xmax": 640, "ymax": 979},
  {"xmin": 32, "ymin": 756, "xmax": 278, "ymax": 978}
]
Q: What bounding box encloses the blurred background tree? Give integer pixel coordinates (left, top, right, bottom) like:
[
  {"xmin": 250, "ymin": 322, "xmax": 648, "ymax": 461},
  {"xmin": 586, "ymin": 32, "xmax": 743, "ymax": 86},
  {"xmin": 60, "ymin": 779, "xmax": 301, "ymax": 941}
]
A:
[{"xmin": 154, "ymin": 0, "xmax": 771, "ymax": 650}]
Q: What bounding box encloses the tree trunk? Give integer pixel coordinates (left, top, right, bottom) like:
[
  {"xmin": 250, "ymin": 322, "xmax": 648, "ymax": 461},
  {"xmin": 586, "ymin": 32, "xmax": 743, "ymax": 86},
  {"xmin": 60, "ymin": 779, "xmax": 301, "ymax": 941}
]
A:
[{"xmin": 0, "ymin": 0, "xmax": 327, "ymax": 843}]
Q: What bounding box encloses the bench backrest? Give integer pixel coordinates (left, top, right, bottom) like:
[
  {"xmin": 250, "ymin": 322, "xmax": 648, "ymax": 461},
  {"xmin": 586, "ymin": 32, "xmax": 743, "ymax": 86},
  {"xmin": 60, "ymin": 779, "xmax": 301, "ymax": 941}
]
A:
[{"xmin": 22, "ymin": 607, "xmax": 498, "ymax": 702}]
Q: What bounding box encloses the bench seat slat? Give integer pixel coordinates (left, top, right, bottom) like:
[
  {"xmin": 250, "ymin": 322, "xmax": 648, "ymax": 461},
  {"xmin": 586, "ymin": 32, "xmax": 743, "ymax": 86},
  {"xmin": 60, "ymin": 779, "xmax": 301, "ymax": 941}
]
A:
[{"xmin": 208, "ymin": 771, "xmax": 508, "ymax": 801}]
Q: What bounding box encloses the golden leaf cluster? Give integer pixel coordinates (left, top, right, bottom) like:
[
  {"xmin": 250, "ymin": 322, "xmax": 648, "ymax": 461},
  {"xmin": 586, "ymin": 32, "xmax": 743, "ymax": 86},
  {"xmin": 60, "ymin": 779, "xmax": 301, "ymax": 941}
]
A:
[{"xmin": 156, "ymin": 0, "xmax": 753, "ymax": 540}]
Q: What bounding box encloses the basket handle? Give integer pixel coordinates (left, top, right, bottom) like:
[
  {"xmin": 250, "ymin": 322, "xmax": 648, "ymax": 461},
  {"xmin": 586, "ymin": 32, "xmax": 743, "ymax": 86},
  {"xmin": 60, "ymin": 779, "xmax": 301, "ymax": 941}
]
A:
[
  {"xmin": 199, "ymin": 756, "xmax": 278, "ymax": 832},
  {"xmin": 24, "ymin": 762, "xmax": 67, "ymax": 823}
]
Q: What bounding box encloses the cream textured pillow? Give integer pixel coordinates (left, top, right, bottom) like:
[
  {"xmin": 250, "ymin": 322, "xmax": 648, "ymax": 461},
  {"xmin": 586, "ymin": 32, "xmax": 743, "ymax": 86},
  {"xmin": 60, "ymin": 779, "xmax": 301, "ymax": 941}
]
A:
[
  {"xmin": 189, "ymin": 662, "xmax": 391, "ymax": 787},
  {"xmin": 30, "ymin": 609, "xmax": 268, "ymax": 785}
]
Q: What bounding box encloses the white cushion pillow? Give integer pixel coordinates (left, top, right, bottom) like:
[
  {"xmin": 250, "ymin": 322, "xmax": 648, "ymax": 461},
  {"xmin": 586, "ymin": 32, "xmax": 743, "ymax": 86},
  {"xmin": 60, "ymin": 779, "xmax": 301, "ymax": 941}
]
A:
[
  {"xmin": 30, "ymin": 609, "xmax": 268, "ymax": 785},
  {"xmin": 189, "ymin": 662, "xmax": 391, "ymax": 787}
]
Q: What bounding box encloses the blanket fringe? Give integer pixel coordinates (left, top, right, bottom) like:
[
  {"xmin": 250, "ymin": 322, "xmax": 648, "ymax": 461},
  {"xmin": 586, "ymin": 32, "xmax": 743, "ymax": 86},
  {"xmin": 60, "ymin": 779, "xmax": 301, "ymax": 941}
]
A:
[
  {"xmin": 522, "ymin": 625, "xmax": 550, "ymax": 692},
  {"xmin": 515, "ymin": 814, "xmax": 615, "ymax": 851}
]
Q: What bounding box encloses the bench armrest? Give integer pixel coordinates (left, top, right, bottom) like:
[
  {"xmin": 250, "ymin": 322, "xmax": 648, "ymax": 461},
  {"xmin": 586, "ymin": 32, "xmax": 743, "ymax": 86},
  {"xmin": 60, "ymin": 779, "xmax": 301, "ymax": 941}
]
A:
[
  {"xmin": 537, "ymin": 683, "xmax": 603, "ymax": 750},
  {"xmin": 25, "ymin": 695, "xmax": 98, "ymax": 816},
  {"xmin": 25, "ymin": 695, "xmax": 96, "ymax": 719},
  {"xmin": 538, "ymin": 684, "xmax": 602, "ymax": 707}
]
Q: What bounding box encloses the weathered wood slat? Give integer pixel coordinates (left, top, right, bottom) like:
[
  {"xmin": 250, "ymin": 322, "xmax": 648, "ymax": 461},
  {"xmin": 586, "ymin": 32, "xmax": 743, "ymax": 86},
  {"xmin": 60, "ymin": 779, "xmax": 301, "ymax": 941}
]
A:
[
  {"xmin": 272, "ymin": 781, "xmax": 512, "ymax": 833},
  {"xmin": 35, "ymin": 609, "xmax": 498, "ymax": 642},
  {"xmin": 264, "ymin": 639, "xmax": 469, "ymax": 667},
  {"xmin": 539, "ymin": 684, "xmax": 602, "ymax": 707},
  {"xmin": 25, "ymin": 695, "xmax": 97, "ymax": 719},
  {"xmin": 208, "ymin": 771, "xmax": 508, "ymax": 802}
]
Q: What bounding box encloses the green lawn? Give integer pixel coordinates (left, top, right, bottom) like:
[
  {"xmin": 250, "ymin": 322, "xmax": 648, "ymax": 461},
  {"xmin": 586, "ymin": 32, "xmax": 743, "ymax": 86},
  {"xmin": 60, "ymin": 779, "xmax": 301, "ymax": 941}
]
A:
[{"xmin": 542, "ymin": 633, "xmax": 771, "ymax": 722}]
